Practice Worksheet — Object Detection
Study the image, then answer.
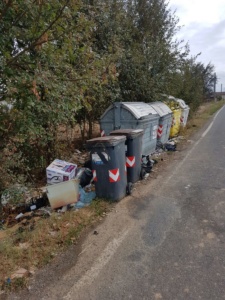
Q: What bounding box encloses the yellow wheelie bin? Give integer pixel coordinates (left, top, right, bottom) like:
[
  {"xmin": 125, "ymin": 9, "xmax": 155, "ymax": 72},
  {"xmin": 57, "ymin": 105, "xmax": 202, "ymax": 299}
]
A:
[{"xmin": 164, "ymin": 96, "xmax": 182, "ymax": 138}]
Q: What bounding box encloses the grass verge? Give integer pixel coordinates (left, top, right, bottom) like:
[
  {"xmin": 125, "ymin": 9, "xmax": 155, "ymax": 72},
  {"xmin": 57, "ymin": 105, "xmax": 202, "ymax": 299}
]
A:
[
  {"xmin": 179, "ymin": 100, "xmax": 225, "ymax": 138},
  {"xmin": 0, "ymin": 199, "xmax": 113, "ymax": 293},
  {"xmin": 0, "ymin": 100, "xmax": 224, "ymax": 294}
]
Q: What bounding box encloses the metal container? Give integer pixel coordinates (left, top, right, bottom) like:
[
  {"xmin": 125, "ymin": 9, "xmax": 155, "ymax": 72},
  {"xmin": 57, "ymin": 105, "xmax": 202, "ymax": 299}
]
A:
[
  {"xmin": 100, "ymin": 102, "xmax": 159, "ymax": 155},
  {"xmin": 175, "ymin": 98, "xmax": 190, "ymax": 127},
  {"xmin": 147, "ymin": 102, "xmax": 173, "ymax": 144}
]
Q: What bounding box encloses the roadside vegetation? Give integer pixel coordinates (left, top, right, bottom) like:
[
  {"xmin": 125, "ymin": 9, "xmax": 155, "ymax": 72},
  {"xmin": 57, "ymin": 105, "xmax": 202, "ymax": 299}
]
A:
[
  {"xmin": 0, "ymin": 0, "xmax": 218, "ymax": 196},
  {"xmin": 0, "ymin": 100, "xmax": 224, "ymax": 294},
  {"xmin": 0, "ymin": 1, "xmax": 222, "ymax": 293}
]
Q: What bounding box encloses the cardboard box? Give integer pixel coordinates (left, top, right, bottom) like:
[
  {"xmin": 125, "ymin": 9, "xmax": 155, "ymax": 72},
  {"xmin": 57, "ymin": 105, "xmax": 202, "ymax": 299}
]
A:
[{"xmin": 46, "ymin": 159, "xmax": 77, "ymax": 185}]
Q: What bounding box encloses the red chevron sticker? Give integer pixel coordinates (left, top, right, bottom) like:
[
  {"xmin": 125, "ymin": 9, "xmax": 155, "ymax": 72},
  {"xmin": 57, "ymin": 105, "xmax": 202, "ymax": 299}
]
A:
[
  {"xmin": 109, "ymin": 168, "xmax": 120, "ymax": 182},
  {"xmin": 92, "ymin": 170, "xmax": 97, "ymax": 182},
  {"xmin": 157, "ymin": 125, "xmax": 163, "ymax": 138},
  {"xmin": 126, "ymin": 156, "xmax": 135, "ymax": 167},
  {"xmin": 100, "ymin": 129, "xmax": 105, "ymax": 137}
]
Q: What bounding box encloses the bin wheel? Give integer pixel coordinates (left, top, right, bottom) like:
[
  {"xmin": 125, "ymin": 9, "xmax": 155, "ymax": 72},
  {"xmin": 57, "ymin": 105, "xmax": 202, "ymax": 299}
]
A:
[
  {"xmin": 126, "ymin": 182, "xmax": 133, "ymax": 195},
  {"xmin": 140, "ymin": 167, "xmax": 146, "ymax": 180}
]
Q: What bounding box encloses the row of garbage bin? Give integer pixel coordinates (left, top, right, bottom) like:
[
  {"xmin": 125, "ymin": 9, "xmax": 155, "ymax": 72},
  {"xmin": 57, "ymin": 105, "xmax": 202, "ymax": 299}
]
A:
[
  {"xmin": 86, "ymin": 129, "xmax": 144, "ymax": 202},
  {"xmin": 85, "ymin": 98, "xmax": 190, "ymax": 202},
  {"xmin": 99, "ymin": 98, "xmax": 190, "ymax": 155}
]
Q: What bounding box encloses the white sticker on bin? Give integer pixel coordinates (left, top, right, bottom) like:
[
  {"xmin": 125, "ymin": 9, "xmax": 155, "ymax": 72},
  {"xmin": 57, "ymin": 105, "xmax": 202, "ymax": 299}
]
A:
[
  {"xmin": 152, "ymin": 125, "xmax": 158, "ymax": 139},
  {"xmin": 92, "ymin": 153, "xmax": 102, "ymax": 164}
]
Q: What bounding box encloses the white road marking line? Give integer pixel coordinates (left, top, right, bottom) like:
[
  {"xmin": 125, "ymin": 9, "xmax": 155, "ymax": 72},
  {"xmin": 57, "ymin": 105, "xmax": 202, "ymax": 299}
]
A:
[
  {"xmin": 165, "ymin": 105, "xmax": 225, "ymax": 184},
  {"xmin": 202, "ymin": 105, "xmax": 224, "ymax": 137},
  {"xmin": 63, "ymin": 229, "xmax": 130, "ymax": 300}
]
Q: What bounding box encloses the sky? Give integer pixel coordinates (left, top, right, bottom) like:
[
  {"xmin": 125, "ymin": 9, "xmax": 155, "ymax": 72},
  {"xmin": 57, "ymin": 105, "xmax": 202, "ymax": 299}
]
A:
[{"xmin": 169, "ymin": 0, "xmax": 225, "ymax": 92}]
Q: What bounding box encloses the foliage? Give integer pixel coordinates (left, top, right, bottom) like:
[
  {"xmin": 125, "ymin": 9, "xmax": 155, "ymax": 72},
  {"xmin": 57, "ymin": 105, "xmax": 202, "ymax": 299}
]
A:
[
  {"xmin": 0, "ymin": 0, "xmax": 218, "ymax": 192},
  {"xmin": 169, "ymin": 54, "xmax": 217, "ymax": 111}
]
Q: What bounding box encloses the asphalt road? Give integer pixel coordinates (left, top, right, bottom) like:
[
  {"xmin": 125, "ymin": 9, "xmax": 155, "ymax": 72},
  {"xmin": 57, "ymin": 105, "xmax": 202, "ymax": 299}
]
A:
[{"xmin": 10, "ymin": 105, "xmax": 225, "ymax": 300}]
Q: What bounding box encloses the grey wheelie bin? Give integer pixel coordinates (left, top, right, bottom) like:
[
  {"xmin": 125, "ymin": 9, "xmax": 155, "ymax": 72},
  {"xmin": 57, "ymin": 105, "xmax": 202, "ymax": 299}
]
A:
[
  {"xmin": 110, "ymin": 129, "xmax": 143, "ymax": 184},
  {"xmin": 147, "ymin": 102, "xmax": 173, "ymax": 144},
  {"xmin": 86, "ymin": 136, "xmax": 127, "ymax": 201},
  {"xmin": 100, "ymin": 102, "xmax": 159, "ymax": 156}
]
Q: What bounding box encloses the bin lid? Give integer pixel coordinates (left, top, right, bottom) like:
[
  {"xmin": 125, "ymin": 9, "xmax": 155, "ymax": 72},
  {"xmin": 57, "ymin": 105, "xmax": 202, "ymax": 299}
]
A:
[
  {"xmin": 101, "ymin": 102, "xmax": 158, "ymax": 120},
  {"xmin": 163, "ymin": 95, "xmax": 180, "ymax": 110},
  {"xmin": 86, "ymin": 135, "xmax": 126, "ymax": 148},
  {"xmin": 175, "ymin": 98, "xmax": 189, "ymax": 109},
  {"xmin": 148, "ymin": 102, "xmax": 172, "ymax": 117},
  {"xmin": 110, "ymin": 129, "xmax": 144, "ymax": 139}
]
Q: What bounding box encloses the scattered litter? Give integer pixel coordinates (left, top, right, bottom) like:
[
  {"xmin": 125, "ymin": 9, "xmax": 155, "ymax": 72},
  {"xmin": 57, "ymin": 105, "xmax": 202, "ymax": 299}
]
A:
[
  {"xmin": 141, "ymin": 155, "xmax": 154, "ymax": 173},
  {"xmin": 57, "ymin": 205, "xmax": 68, "ymax": 213},
  {"xmin": 46, "ymin": 179, "xmax": 79, "ymax": 209},
  {"xmin": 15, "ymin": 213, "xmax": 24, "ymax": 220},
  {"xmin": 25, "ymin": 195, "xmax": 49, "ymax": 212},
  {"xmin": 75, "ymin": 149, "xmax": 82, "ymax": 154},
  {"xmin": 75, "ymin": 168, "xmax": 93, "ymax": 187},
  {"xmin": 144, "ymin": 173, "xmax": 150, "ymax": 179},
  {"xmin": 46, "ymin": 159, "xmax": 77, "ymax": 185},
  {"xmin": 74, "ymin": 185, "xmax": 96, "ymax": 209},
  {"xmin": 38, "ymin": 207, "xmax": 52, "ymax": 216},
  {"xmin": 11, "ymin": 268, "xmax": 29, "ymax": 280},
  {"xmin": 165, "ymin": 142, "xmax": 176, "ymax": 151}
]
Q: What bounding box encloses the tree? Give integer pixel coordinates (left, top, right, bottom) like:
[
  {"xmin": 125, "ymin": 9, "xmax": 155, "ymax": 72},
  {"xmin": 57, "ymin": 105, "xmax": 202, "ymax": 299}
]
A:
[{"xmin": 117, "ymin": 0, "xmax": 188, "ymax": 101}]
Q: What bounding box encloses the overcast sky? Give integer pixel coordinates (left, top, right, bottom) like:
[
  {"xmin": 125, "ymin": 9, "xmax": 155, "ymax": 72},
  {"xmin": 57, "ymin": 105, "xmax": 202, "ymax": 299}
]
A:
[{"xmin": 169, "ymin": 0, "xmax": 225, "ymax": 92}]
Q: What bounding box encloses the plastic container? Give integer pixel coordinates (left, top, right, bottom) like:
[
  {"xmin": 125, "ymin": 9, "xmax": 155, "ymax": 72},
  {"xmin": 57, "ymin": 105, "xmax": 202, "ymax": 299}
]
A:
[
  {"xmin": 110, "ymin": 129, "xmax": 143, "ymax": 183},
  {"xmin": 147, "ymin": 102, "xmax": 173, "ymax": 144},
  {"xmin": 86, "ymin": 136, "xmax": 127, "ymax": 201},
  {"xmin": 100, "ymin": 102, "xmax": 159, "ymax": 156},
  {"xmin": 163, "ymin": 96, "xmax": 182, "ymax": 138}
]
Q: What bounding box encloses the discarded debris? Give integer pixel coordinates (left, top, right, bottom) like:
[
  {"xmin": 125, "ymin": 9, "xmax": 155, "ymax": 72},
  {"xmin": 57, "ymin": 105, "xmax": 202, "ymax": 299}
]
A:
[
  {"xmin": 141, "ymin": 155, "xmax": 155, "ymax": 174},
  {"xmin": 11, "ymin": 268, "xmax": 29, "ymax": 280},
  {"xmin": 46, "ymin": 159, "xmax": 77, "ymax": 185},
  {"xmin": 15, "ymin": 213, "xmax": 24, "ymax": 220},
  {"xmin": 74, "ymin": 185, "xmax": 96, "ymax": 209},
  {"xmin": 165, "ymin": 142, "xmax": 177, "ymax": 151},
  {"xmin": 75, "ymin": 168, "xmax": 93, "ymax": 188},
  {"xmin": 46, "ymin": 179, "xmax": 79, "ymax": 209}
]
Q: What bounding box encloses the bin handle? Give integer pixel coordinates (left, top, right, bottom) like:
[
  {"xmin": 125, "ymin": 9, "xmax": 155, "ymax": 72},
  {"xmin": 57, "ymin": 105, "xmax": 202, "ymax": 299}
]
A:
[
  {"xmin": 92, "ymin": 143, "xmax": 112, "ymax": 164},
  {"xmin": 96, "ymin": 151, "xmax": 110, "ymax": 164}
]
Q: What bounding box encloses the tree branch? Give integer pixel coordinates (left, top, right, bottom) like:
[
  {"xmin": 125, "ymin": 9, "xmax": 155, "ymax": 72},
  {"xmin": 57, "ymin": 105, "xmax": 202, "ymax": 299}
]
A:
[{"xmin": 6, "ymin": 0, "xmax": 70, "ymax": 67}]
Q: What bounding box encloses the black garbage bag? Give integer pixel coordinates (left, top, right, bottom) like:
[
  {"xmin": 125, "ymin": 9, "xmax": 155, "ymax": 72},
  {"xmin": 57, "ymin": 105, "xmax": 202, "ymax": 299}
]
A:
[
  {"xmin": 76, "ymin": 168, "xmax": 93, "ymax": 187},
  {"xmin": 25, "ymin": 195, "xmax": 49, "ymax": 212},
  {"xmin": 165, "ymin": 143, "xmax": 176, "ymax": 151},
  {"xmin": 141, "ymin": 155, "xmax": 154, "ymax": 174}
]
